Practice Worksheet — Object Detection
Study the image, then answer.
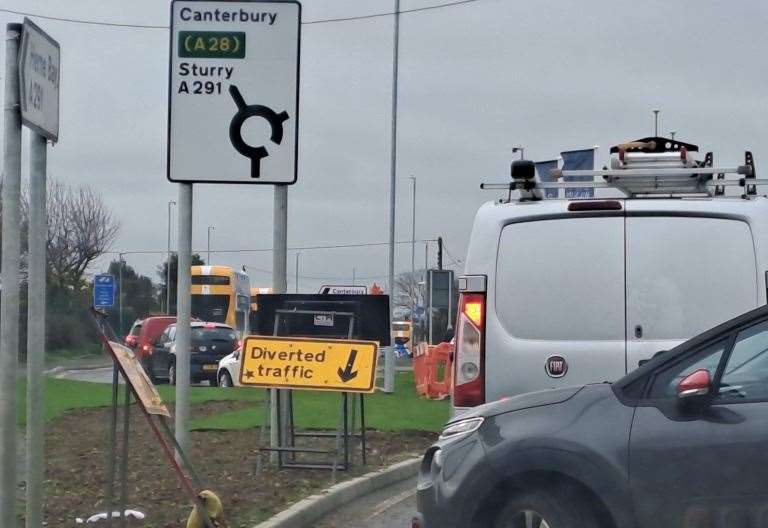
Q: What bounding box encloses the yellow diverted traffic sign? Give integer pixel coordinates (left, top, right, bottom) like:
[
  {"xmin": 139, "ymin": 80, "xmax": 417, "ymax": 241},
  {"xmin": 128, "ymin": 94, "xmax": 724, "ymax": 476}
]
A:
[{"xmin": 239, "ymin": 336, "xmax": 379, "ymax": 393}]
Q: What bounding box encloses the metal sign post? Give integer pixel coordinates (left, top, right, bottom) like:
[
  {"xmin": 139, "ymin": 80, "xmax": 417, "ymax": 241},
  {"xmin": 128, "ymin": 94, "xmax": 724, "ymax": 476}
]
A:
[
  {"xmin": 168, "ymin": 0, "xmax": 301, "ymax": 463},
  {"xmin": 175, "ymin": 183, "xmax": 193, "ymax": 457},
  {"xmin": 26, "ymin": 133, "xmax": 48, "ymax": 528},
  {"xmin": 272, "ymin": 184, "xmax": 289, "ymax": 461},
  {"xmin": 19, "ymin": 19, "xmax": 60, "ymax": 528},
  {"xmin": 0, "ymin": 22, "xmax": 23, "ymax": 528}
]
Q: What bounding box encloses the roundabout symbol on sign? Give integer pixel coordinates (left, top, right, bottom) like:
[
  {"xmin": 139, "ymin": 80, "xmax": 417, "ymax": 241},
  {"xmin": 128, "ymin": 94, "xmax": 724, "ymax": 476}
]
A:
[{"xmin": 228, "ymin": 84, "xmax": 289, "ymax": 178}]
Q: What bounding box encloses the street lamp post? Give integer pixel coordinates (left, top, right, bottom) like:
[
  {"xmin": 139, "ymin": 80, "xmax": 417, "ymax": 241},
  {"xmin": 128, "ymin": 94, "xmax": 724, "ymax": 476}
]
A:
[
  {"xmin": 384, "ymin": 0, "xmax": 401, "ymax": 394},
  {"xmin": 207, "ymin": 225, "xmax": 215, "ymax": 264},
  {"xmin": 166, "ymin": 200, "xmax": 176, "ymax": 315},
  {"xmin": 409, "ymin": 176, "xmax": 416, "ymax": 327}
]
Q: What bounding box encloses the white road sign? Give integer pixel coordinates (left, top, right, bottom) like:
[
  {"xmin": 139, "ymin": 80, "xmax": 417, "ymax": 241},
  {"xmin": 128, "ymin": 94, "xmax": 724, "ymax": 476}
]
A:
[
  {"xmin": 319, "ymin": 285, "xmax": 369, "ymax": 295},
  {"xmin": 19, "ymin": 18, "xmax": 60, "ymax": 142},
  {"xmin": 168, "ymin": 1, "xmax": 300, "ymax": 184}
]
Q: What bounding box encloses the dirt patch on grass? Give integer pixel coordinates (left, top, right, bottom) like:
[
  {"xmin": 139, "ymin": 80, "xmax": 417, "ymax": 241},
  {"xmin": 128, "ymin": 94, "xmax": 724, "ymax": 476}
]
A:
[{"xmin": 38, "ymin": 401, "xmax": 435, "ymax": 527}]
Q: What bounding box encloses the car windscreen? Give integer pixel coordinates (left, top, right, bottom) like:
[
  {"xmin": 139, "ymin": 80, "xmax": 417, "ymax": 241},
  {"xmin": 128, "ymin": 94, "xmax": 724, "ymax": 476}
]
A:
[
  {"xmin": 129, "ymin": 324, "xmax": 142, "ymax": 336},
  {"xmin": 191, "ymin": 294, "xmax": 229, "ymax": 323}
]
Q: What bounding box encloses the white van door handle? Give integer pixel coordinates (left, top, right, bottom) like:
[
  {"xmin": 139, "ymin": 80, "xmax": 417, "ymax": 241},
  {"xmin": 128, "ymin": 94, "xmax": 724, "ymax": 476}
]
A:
[{"xmin": 635, "ymin": 325, "xmax": 643, "ymax": 339}]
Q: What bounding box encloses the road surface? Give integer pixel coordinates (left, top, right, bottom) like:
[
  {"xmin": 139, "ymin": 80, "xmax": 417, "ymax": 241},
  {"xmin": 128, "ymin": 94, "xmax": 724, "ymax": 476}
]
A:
[
  {"xmin": 53, "ymin": 366, "xmax": 118, "ymax": 384},
  {"xmin": 53, "ymin": 366, "xmax": 213, "ymax": 386},
  {"xmin": 315, "ymin": 477, "xmax": 417, "ymax": 528}
]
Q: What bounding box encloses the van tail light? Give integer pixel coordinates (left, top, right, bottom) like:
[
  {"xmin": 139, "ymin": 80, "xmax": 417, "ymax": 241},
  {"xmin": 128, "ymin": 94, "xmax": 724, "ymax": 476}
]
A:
[
  {"xmin": 453, "ymin": 293, "xmax": 486, "ymax": 407},
  {"xmin": 142, "ymin": 344, "xmax": 151, "ymax": 355}
]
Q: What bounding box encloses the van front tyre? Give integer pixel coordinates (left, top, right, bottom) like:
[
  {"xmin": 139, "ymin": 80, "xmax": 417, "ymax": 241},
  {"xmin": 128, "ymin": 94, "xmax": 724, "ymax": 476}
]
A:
[{"xmin": 494, "ymin": 488, "xmax": 599, "ymax": 528}]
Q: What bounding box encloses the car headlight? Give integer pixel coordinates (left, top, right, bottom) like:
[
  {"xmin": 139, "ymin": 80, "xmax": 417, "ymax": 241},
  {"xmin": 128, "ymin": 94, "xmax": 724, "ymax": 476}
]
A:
[{"xmin": 439, "ymin": 416, "xmax": 484, "ymax": 441}]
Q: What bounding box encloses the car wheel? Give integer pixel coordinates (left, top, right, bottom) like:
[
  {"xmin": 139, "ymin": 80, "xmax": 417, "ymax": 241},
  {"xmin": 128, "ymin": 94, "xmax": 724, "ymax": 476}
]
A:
[
  {"xmin": 218, "ymin": 371, "xmax": 233, "ymax": 388},
  {"xmin": 495, "ymin": 488, "xmax": 598, "ymax": 528},
  {"xmin": 168, "ymin": 362, "xmax": 176, "ymax": 386}
]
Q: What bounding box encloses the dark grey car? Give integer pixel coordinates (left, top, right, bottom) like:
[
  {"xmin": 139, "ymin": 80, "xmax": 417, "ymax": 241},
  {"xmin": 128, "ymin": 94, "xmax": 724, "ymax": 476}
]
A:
[
  {"xmin": 415, "ymin": 304, "xmax": 768, "ymax": 528},
  {"xmin": 146, "ymin": 322, "xmax": 239, "ymax": 385}
]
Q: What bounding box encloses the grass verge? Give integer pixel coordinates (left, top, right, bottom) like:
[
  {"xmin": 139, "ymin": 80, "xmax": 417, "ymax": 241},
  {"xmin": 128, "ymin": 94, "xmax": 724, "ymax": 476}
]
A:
[
  {"xmin": 191, "ymin": 372, "xmax": 449, "ymax": 432},
  {"xmin": 16, "ymin": 372, "xmax": 449, "ymax": 433}
]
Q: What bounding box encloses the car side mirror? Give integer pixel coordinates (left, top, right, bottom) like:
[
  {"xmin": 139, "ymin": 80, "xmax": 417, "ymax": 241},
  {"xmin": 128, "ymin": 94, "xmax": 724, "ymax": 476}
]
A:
[{"xmin": 677, "ymin": 369, "xmax": 712, "ymax": 400}]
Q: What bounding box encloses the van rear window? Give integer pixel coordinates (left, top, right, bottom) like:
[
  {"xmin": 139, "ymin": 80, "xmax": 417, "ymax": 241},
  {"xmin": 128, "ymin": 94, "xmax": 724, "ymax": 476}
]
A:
[
  {"xmin": 496, "ymin": 217, "xmax": 626, "ymax": 341},
  {"xmin": 626, "ymin": 216, "xmax": 756, "ymax": 340}
]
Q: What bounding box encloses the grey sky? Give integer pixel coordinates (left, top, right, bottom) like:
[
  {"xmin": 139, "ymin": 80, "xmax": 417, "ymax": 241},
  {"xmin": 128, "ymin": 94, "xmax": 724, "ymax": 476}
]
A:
[{"xmin": 2, "ymin": 0, "xmax": 767, "ymax": 293}]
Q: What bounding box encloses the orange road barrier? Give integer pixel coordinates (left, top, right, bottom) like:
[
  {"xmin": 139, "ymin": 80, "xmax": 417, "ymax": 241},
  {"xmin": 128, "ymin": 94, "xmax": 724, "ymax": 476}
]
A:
[{"xmin": 413, "ymin": 341, "xmax": 454, "ymax": 400}]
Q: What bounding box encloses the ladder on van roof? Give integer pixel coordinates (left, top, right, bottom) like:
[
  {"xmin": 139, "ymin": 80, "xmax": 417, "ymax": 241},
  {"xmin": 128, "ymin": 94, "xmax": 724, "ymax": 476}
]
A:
[{"xmin": 482, "ymin": 136, "xmax": 768, "ymax": 200}]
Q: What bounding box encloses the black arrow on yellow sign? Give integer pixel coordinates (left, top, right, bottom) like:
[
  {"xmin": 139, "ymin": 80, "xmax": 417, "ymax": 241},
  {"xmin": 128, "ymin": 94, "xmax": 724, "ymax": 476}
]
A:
[{"xmin": 337, "ymin": 349, "xmax": 358, "ymax": 383}]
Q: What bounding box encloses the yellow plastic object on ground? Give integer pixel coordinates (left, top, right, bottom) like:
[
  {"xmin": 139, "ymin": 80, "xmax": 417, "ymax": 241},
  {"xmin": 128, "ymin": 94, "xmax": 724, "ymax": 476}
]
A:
[{"xmin": 186, "ymin": 490, "xmax": 224, "ymax": 528}]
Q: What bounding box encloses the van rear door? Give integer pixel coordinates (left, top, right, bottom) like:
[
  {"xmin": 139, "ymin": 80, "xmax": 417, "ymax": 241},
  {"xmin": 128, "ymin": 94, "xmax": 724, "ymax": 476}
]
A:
[
  {"xmin": 490, "ymin": 215, "xmax": 626, "ymax": 401},
  {"xmin": 625, "ymin": 214, "xmax": 758, "ymax": 370}
]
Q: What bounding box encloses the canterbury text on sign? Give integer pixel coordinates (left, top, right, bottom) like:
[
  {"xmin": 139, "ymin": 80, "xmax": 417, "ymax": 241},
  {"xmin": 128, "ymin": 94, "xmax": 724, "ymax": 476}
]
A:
[{"xmin": 239, "ymin": 336, "xmax": 378, "ymax": 393}]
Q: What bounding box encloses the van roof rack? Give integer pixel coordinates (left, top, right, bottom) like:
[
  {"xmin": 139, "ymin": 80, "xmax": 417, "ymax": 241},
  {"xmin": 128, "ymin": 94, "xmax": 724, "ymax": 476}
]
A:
[{"xmin": 481, "ymin": 136, "xmax": 763, "ymax": 200}]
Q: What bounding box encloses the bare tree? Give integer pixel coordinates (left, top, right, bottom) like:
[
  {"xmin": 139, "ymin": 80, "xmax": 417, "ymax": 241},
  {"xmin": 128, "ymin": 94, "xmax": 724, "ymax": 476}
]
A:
[
  {"xmin": 46, "ymin": 180, "xmax": 120, "ymax": 288},
  {"xmin": 394, "ymin": 270, "xmax": 425, "ymax": 314}
]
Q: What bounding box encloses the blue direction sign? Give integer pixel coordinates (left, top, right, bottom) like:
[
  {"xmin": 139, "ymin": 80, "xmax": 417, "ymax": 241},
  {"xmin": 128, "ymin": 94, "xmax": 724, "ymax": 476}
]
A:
[{"xmin": 93, "ymin": 274, "xmax": 116, "ymax": 308}]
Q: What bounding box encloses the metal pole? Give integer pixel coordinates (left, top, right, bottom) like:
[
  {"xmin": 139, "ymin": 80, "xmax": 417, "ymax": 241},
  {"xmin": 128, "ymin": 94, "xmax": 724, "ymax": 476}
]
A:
[
  {"xmin": 166, "ymin": 200, "xmax": 175, "ymax": 315},
  {"xmin": 118, "ymin": 383, "xmax": 131, "ymax": 527},
  {"xmin": 118, "ymin": 254, "xmax": 124, "ymax": 336},
  {"xmin": 175, "ymin": 183, "xmax": 193, "ymax": 456},
  {"xmin": 271, "ymin": 185, "xmax": 288, "ymax": 460},
  {"xmin": 429, "ymin": 270, "xmax": 434, "ymax": 345},
  {"xmin": 425, "ymin": 242, "xmax": 429, "ymax": 345},
  {"xmin": 384, "ymin": 0, "xmax": 401, "ymax": 395},
  {"xmin": 653, "ymin": 109, "xmax": 660, "ymax": 136},
  {"xmin": 207, "ymin": 225, "xmax": 214, "ymax": 264},
  {"xmin": 105, "ymin": 364, "xmax": 119, "ymax": 528},
  {"xmin": 26, "ymin": 132, "xmax": 47, "ymax": 528},
  {"xmin": 409, "ymin": 176, "xmax": 416, "ymax": 320},
  {"xmin": 0, "ymin": 24, "xmax": 22, "ymax": 528},
  {"xmin": 294, "ymin": 252, "xmax": 299, "ymax": 293},
  {"xmin": 352, "ymin": 267, "xmax": 356, "ymax": 286}
]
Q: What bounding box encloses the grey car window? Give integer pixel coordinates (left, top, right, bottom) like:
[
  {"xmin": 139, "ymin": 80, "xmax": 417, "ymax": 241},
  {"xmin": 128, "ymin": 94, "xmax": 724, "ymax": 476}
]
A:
[
  {"xmin": 718, "ymin": 320, "xmax": 768, "ymax": 401},
  {"xmin": 648, "ymin": 339, "xmax": 728, "ymax": 398}
]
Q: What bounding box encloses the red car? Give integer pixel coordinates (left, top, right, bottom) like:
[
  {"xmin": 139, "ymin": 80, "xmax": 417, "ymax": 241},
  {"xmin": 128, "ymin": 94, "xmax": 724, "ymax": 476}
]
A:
[{"xmin": 125, "ymin": 316, "xmax": 177, "ymax": 360}]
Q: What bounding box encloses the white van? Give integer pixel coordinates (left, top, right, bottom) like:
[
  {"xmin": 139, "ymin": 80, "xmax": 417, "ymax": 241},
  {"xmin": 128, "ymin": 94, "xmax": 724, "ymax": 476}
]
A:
[{"xmin": 452, "ymin": 137, "xmax": 768, "ymax": 413}]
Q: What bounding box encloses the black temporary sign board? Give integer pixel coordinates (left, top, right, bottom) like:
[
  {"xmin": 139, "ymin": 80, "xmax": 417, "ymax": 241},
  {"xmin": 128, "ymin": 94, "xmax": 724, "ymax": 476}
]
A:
[{"xmin": 250, "ymin": 294, "xmax": 391, "ymax": 346}]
